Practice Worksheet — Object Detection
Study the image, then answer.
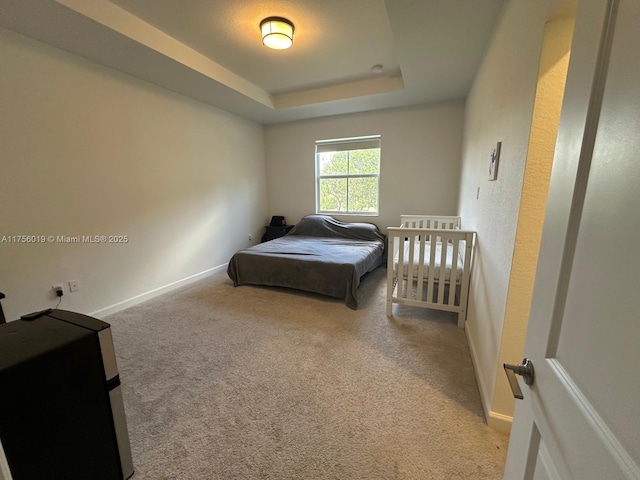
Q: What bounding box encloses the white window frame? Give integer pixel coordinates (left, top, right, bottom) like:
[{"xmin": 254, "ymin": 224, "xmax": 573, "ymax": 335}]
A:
[{"xmin": 315, "ymin": 135, "xmax": 381, "ymax": 216}]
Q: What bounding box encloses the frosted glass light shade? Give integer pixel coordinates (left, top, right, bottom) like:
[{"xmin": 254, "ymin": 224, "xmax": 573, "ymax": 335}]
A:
[{"xmin": 260, "ymin": 17, "xmax": 294, "ymax": 50}]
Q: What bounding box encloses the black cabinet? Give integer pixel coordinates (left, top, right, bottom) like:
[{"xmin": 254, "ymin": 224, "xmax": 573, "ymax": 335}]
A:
[
  {"xmin": 261, "ymin": 225, "xmax": 294, "ymax": 242},
  {"xmin": 0, "ymin": 310, "xmax": 134, "ymax": 480}
]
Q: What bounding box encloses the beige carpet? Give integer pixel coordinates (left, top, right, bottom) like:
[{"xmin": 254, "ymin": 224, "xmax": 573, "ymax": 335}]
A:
[{"xmin": 106, "ymin": 267, "xmax": 508, "ymax": 480}]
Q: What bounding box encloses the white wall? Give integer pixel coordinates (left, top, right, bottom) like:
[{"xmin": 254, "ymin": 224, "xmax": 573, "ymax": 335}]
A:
[
  {"xmin": 0, "ymin": 27, "xmax": 267, "ymax": 321},
  {"xmin": 458, "ymin": 0, "xmax": 565, "ymax": 431},
  {"xmin": 264, "ymin": 102, "xmax": 464, "ymax": 231}
]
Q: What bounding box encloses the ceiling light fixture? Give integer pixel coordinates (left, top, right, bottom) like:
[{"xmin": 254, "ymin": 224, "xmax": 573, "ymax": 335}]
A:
[{"xmin": 260, "ymin": 17, "xmax": 295, "ymax": 50}]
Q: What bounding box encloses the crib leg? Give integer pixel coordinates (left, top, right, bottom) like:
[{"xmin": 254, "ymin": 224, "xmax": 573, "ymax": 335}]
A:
[{"xmin": 386, "ymin": 273, "xmax": 397, "ymax": 317}]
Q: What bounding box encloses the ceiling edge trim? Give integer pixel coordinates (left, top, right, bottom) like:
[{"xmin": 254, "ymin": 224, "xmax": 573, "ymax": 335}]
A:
[
  {"xmin": 273, "ymin": 75, "xmax": 405, "ymax": 109},
  {"xmin": 55, "ymin": 0, "xmax": 275, "ymax": 109}
]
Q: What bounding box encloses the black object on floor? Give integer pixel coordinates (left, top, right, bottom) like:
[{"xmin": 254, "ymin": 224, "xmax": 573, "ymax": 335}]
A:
[{"xmin": 0, "ymin": 310, "xmax": 134, "ymax": 480}]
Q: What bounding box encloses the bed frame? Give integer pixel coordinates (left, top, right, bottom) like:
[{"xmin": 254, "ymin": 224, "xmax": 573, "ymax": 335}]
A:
[{"xmin": 386, "ymin": 215, "xmax": 476, "ymax": 328}]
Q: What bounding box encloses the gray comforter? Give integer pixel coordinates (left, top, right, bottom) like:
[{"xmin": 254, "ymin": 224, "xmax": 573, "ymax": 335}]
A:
[{"xmin": 227, "ymin": 215, "xmax": 386, "ymax": 309}]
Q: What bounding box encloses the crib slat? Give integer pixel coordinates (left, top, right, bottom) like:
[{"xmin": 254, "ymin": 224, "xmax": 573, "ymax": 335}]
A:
[
  {"xmin": 449, "ymin": 239, "xmax": 459, "ymax": 305},
  {"xmin": 398, "ymin": 234, "xmax": 406, "ymax": 298},
  {"xmin": 416, "ymin": 234, "xmax": 426, "ymax": 299},
  {"xmin": 437, "ymin": 233, "xmax": 447, "ymax": 304},
  {"xmin": 407, "ymin": 234, "xmax": 416, "ymax": 299},
  {"xmin": 426, "ymin": 235, "xmax": 436, "ymax": 303}
]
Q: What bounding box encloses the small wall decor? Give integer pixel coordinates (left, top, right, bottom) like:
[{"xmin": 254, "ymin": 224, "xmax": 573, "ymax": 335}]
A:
[{"xmin": 488, "ymin": 141, "xmax": 501, "ymax": 181}]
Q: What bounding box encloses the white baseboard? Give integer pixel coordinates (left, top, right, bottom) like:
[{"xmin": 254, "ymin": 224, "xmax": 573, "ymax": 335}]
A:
[
  {"xmin": 487, "ymin": 411, "xmax": 513, "ymax": 434},
  {"xmin": 90, "ymin": 264, "xmax": 226, "ymax": 319},
  {"xmin": 465, "ymin": 326, "xmax": 492, "ymax": 421},
  {"xmin": 465, "ymin": 326, "xmax": 512, "ymax": 434}
]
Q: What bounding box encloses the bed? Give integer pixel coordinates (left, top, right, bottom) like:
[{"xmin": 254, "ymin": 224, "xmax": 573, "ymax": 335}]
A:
[
  {"xmin": 227, "ymin": 215, "xmax": 386, "ymax": 309},
  {"xmin": 386, "ymin": 215, "xmax": 476, "ymax": 328}
]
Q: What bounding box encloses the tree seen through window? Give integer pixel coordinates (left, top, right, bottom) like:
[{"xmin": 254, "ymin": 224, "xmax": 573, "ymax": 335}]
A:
[{"xmin": 316, "ymin": 138, "xmax": 380, "ymax": 215}]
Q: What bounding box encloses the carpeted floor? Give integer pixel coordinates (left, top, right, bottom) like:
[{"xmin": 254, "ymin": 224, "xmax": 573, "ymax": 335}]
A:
[{"xmin": 106, "ymin": 267, "xmax": 508, "ymax": 480}]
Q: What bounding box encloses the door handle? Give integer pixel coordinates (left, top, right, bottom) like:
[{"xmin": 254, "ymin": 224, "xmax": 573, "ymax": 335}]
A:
[{"xmin": 503, "ymin": 358, "xmax": 535, "ymax": 400}]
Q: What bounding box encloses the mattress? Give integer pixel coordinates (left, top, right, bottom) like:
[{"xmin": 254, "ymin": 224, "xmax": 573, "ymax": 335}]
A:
[{"xmin": 394, "ymin": 241, "xmax": 464, "ymax": 283}]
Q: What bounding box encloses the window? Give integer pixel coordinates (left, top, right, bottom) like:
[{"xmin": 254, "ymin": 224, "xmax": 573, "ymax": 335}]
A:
[{"xmin": 315, "ymin": 136, "xmax": 381, "ymax": 215}]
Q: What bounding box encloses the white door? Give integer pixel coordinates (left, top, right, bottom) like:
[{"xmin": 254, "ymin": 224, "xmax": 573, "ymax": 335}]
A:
[{"xmin": 503, "ymin": 0, "xmax": 640, "ymax": 478}]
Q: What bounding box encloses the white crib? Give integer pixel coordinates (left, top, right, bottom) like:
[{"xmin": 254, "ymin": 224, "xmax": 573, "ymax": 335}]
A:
[{"xmin": 386, "ymin": 215, "xmax": 476, "ymax": 328}]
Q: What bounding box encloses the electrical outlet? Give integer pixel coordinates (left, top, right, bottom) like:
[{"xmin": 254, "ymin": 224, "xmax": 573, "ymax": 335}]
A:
[
  {"xmin": 52, "ymin": 284, "xmax": 64, "ymax": 297},
  {"xmin": 69, "ymin": 279, "xmax": 80, "ymax": 292},
  {"xmin": 248, "ymin": 234, "xmax": 253, "ymax": 242}
]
